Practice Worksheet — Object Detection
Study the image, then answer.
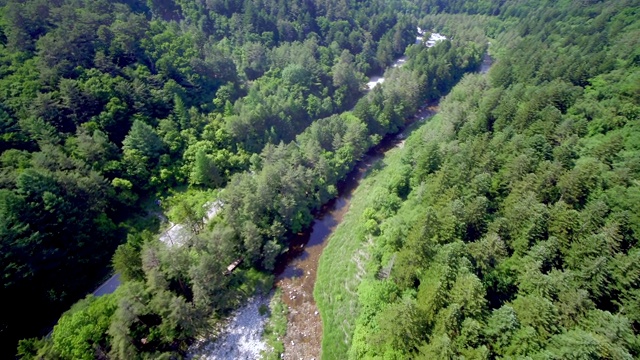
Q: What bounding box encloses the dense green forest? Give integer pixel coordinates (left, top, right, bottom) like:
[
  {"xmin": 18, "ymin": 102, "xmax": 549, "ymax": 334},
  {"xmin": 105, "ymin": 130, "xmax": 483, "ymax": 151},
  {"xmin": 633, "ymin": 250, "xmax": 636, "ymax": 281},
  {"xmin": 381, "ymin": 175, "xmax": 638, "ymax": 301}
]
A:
[
  {"xmin": 3, "ymin": 0, "xmax": 637, "ymax": 358},
  {"xmin": 0, "ymin": 0, "xmax": 412, "ymax": 355},
  {"xmin": 0, "ymin": 0, "xmax": 485, "ymax": 357},
  {"xmin": 316, "ymin": 0, "xmax": 640, "ymax": 359}
]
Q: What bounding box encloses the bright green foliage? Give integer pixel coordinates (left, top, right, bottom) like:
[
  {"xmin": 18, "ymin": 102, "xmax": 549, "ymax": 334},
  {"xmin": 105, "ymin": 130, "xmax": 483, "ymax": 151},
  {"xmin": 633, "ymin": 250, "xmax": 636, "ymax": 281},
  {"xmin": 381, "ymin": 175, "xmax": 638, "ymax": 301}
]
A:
[
  {"xmin": 262, "ymin": 289, "xmax": 288, "ymax": 360},
  {"xmin": 18, "ymin": 293, "xmax": 119, "ymax": 359},
  {"xmin": 50, "ymin": 294, "xmax": 118, "ymax": 360}
]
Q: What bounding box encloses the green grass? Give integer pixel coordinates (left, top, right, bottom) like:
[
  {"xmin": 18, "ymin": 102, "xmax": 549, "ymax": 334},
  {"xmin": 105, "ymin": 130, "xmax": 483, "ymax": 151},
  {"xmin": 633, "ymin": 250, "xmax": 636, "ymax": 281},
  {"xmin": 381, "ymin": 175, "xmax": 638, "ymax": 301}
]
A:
[
  {"xmin": 261, "ymin": 289, "xmax": 288, "ymax": 360},
  {"xmin": 314, "ymin": 115, "xmax": 446, "ymax": 359}
]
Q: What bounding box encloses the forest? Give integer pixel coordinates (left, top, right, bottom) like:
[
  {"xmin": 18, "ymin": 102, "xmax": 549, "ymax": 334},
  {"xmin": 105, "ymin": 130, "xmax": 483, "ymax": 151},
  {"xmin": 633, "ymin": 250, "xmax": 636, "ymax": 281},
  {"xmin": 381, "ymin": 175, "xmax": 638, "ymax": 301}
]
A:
[
  {"xmin": 316, "ymin": 0, "xmax": 640, "ymax": 359},
  {"xmin": 0, "ymin": 0, "xmax": 481, "ymax": 358},
  {"xmin": 1, "ymin": 0, "xmax": 638, "ymax": 358}
]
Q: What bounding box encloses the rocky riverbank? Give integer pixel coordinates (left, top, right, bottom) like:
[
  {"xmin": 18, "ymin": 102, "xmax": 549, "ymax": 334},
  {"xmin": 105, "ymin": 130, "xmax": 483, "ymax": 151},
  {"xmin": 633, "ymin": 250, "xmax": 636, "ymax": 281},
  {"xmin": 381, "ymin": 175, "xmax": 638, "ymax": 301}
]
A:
[{"xmin": 189, "ymin": 296, "xmax": 270, "ymax": 360}]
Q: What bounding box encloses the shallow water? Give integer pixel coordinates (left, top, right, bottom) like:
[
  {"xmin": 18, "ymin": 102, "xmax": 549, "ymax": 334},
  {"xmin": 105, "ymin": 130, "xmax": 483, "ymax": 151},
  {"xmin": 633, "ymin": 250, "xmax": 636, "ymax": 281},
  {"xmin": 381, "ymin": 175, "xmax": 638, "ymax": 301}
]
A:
[
  {"xmin": 192, "ymin": 48, "xmax": 493, "ymax": 360},
  {"xmin": 275, "ymin": 104, "xmax": 439, "ymax": 359},
  {"xmin": 276, "ymin": 49, "xmax": 493, "ymax": 359}
]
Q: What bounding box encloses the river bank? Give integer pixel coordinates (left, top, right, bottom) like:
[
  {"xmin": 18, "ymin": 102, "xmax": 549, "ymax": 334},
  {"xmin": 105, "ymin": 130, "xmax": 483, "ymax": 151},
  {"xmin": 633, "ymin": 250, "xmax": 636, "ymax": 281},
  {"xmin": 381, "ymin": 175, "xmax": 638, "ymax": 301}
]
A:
[
  {"xmin": 186, "ymin": 32, "xmax": 484, "ymax": 360},
  {"xmin": 185, "ymin": 102, "xmax": 437, "ymax": 359},
  {"xmin": 276, "ymin": 102, "xmax": 438, "ymax": 359},
  {"xmin": 185, "ymin": 39, "xmax": 426, "ymax": 360},
  {"xmin": 189, "ymin": 296, "xmax": 271, "ymax": 360},
  {"xmin": 313, "ymin": 112, "xmax": 442, "ymax": 358},
  {"xmin": 314, "ymin": 53, "xmax": 493, "ymax": 359}
]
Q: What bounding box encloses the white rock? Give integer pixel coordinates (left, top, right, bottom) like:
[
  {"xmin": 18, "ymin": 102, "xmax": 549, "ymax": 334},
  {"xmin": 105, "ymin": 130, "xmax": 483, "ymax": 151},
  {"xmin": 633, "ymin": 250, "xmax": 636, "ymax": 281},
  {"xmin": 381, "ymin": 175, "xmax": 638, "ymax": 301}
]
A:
[{"xmin": 187, "ymin": 296, "xmax": 269, "ymax": 359}]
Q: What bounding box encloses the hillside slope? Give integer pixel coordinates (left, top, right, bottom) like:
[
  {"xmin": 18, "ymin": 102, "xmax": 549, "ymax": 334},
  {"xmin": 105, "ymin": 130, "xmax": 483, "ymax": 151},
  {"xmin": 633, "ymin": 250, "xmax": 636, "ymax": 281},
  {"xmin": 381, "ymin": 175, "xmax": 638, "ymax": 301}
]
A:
[{"xmin": 315, "ymin": 1, "xmax": 640, "ymax": 358}]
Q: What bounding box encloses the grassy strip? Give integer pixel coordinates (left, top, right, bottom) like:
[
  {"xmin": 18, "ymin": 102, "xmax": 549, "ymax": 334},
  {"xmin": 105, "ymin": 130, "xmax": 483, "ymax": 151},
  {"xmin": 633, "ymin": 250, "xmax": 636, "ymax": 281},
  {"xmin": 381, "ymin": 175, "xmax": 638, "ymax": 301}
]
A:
[
  {"xmin": 314, "ymin": 115, "xmax": 446, "ymax": 359},
  {"xmin": 261, "ymin": 289, "xmax": 288, "ymax": 360}
]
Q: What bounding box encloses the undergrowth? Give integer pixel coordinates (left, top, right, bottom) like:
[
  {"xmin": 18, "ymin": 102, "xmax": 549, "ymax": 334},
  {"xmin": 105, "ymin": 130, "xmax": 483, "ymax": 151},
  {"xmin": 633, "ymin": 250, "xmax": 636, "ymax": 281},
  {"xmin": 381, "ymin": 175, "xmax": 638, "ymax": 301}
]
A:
[
  {"xmin": 261, "ymin": 289, "xmax": 288, "ymax": 360},
  {"xmin": 314, "ymin": 114, "xmax": 444, "ymax": 359}
]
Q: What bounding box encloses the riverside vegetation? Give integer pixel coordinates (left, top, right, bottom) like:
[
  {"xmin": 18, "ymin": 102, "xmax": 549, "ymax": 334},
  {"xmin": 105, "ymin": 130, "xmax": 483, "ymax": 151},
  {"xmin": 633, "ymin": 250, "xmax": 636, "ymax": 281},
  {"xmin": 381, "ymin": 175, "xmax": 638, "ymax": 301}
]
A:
[
  {"xmin": 0, "ymin": 0, "xmax": 484, "ymax": 358},
  {"xmin": 315, "ymin": 0, "xmax": 640, "ymax": 359},
  {"xmin": 3, "ymin": 0, "xmax": 638, "ymax": 358}
]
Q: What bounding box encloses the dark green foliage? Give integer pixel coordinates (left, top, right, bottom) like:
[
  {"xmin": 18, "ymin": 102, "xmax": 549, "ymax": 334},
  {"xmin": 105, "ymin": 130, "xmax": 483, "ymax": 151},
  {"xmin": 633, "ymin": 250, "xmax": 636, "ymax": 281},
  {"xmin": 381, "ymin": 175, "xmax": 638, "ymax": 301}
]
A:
[
  {"xmin": 7, "ymin": 0, "xmax": 639, "ymax": 358},
  {"xmin": 0, "ymin": 0, "xmax": 432, "ymax": 354},
  {"xmin": 122, "ymin": 120, "xmax": 164, "ymax": 160},
  {"xmin": 112, "ymin": 230, "xmax": 154, "ymax": 282},
  {"xmin": 0, "ymin": 148, "xmax": 119, "ymax": 356},
  {"xmin": 83, "ymin": 13, "xmax": 478, "ymax": 357},
  {"xmin": 326, "ymin": 1, "xmax": 640, "ymax": 358}
]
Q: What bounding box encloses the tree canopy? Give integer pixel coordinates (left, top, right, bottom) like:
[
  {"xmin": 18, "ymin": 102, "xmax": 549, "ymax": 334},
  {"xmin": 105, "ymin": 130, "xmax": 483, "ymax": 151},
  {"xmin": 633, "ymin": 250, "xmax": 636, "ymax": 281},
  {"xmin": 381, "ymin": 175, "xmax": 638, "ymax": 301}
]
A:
[{"xmin": 316, "ymin": 0, "xmax": 640, "ymax": 358}]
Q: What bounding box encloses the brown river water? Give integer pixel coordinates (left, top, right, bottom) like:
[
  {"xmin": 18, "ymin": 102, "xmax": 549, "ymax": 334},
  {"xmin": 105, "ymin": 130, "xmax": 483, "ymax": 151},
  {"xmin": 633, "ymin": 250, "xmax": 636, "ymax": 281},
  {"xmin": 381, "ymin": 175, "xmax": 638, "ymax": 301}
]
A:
[
  {"xmin": 87, "ymin": 49, "xmax": 492, "ymax": 360},
  {"xmin": 274, "ymin": 104, "xmax": 439, "ymax": 360},
  {"xmin": 274, "ymin": 51, "xmax": 492, "ymax": 360}
]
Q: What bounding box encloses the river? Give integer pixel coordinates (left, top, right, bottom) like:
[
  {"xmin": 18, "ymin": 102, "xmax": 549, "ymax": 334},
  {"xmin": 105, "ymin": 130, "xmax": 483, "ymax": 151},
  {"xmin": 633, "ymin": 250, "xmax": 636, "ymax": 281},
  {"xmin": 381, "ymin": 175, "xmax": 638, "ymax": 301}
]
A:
[
  {"xmin": 274, "ymin": 50, "xmax": 493, "ymax": 360},
  {"xmin": 191, "ymin": 103, "xmax": 438, "ymax": 360},
  {"xmin": 192, "ymin": 44, "xmax": 493, "ymax": 359},
  {"xmin": 88, "ymin": 33, "xmax": 431, "ymax": 301},
  {"xmin": 273, "ymin": 103, "xmax": 438, "ymax": 360},
  {"xmin": 69, "ymin": 37, "xmax": 426, "ymax": 352},
  {"xmin": 188, "ymin": 53, "xmax": 427, "ymax": 360}
]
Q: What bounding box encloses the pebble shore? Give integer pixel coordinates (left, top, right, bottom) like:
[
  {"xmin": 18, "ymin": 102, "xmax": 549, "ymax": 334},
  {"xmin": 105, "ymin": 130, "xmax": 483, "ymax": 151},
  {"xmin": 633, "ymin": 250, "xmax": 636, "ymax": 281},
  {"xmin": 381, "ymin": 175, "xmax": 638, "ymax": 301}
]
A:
[{"xmin": 189, "ymin": 296, "xmax": 271, "ymax": 360}]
